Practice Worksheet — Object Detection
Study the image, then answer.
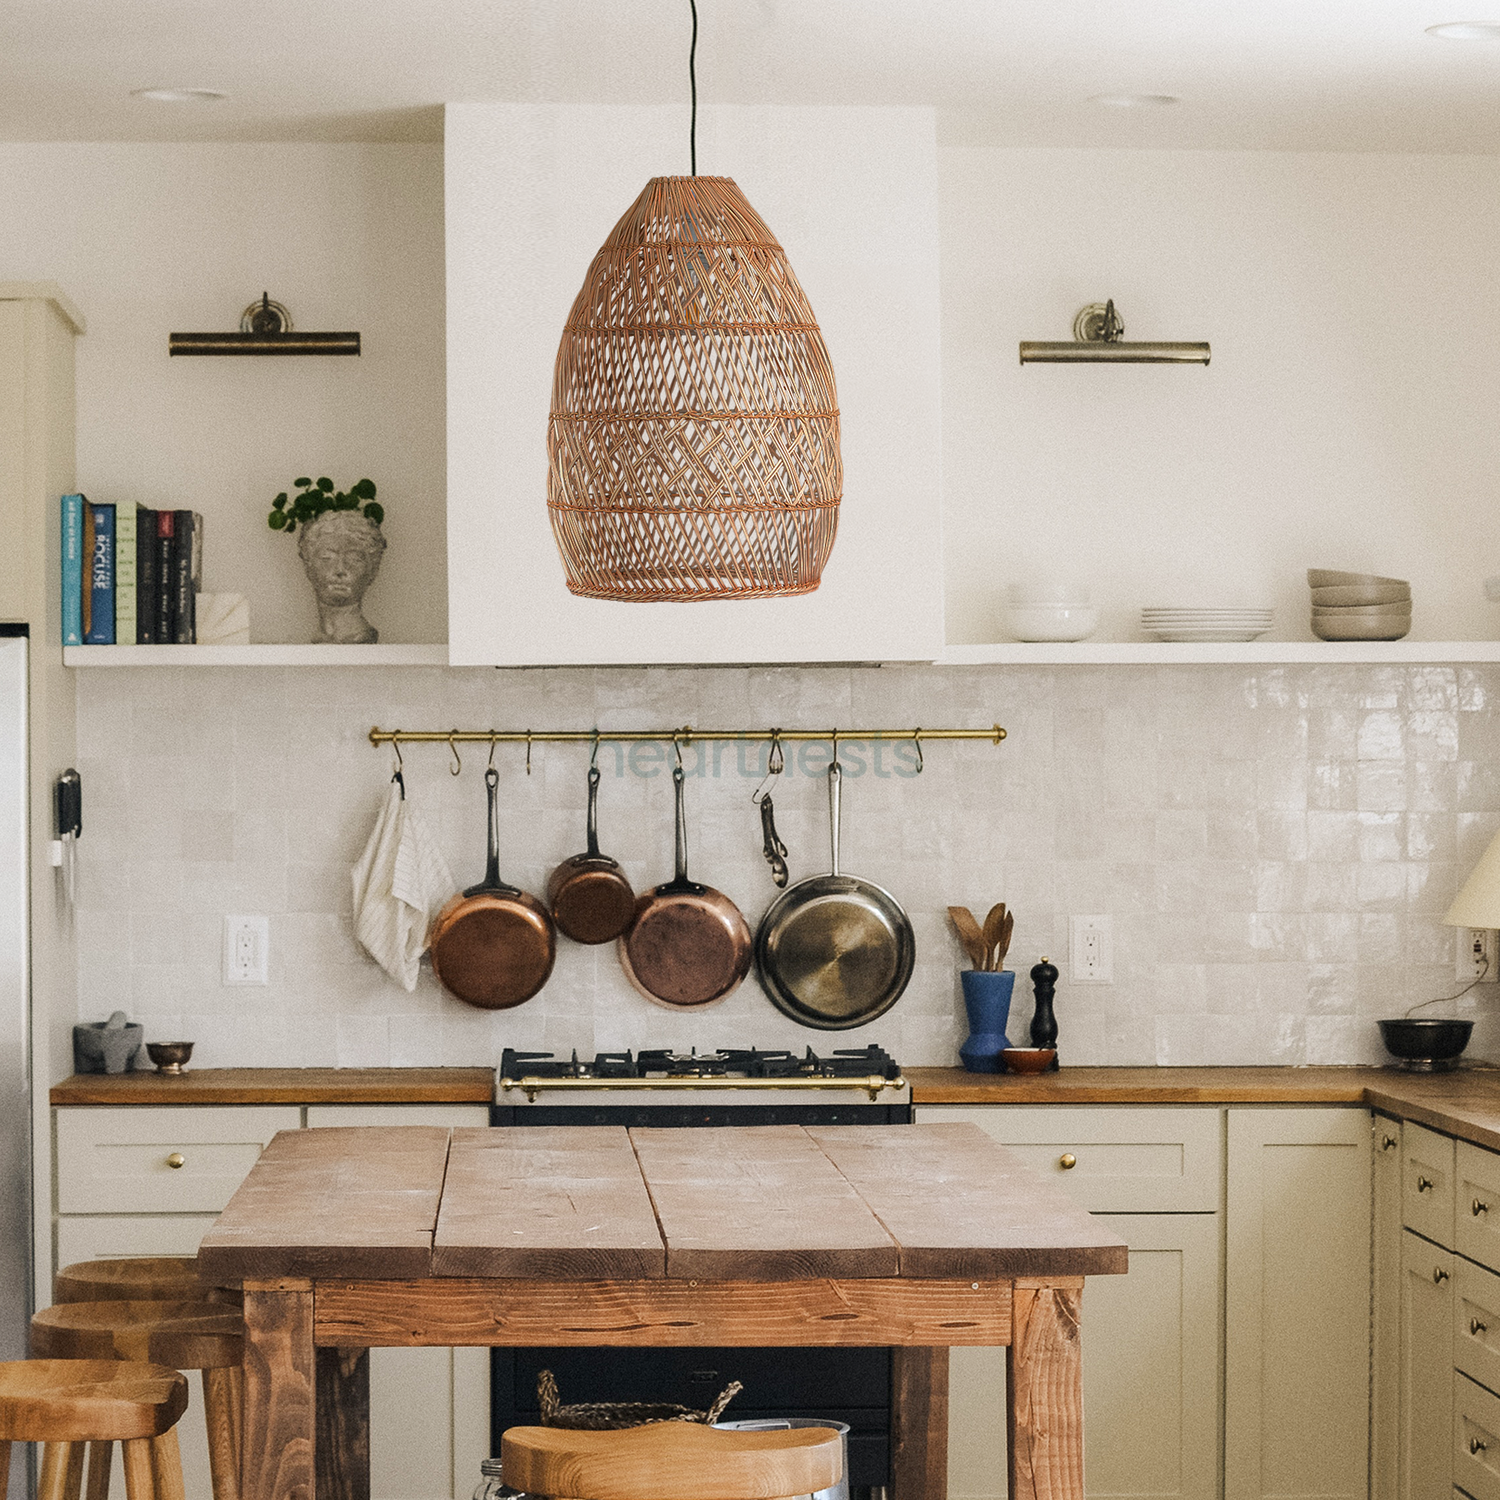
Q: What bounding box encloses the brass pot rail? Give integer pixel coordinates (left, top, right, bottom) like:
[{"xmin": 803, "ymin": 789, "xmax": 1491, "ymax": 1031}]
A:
[{"xmin": 369, "ymin": 725, "xmax": 1006, "ymax": 749}]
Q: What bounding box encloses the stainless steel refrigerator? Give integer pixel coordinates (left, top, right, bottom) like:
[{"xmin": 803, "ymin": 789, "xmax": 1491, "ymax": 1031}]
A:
[{"xmin": 0, "ymin": 628, "xmax": 32, "ymax": 1494}]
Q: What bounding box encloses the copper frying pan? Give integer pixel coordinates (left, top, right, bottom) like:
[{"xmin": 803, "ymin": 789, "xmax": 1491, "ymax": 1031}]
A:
[
  {"xmin": 430, "ymin": 766, "xmax": 555, "ymax": 1009},
  {"xmin": 546, "ymin": 763, "xmax": 636, "ymax": 944},
  {"xmin": 754, "ymin": 759, "xmax": 914, "ymax": 1029},
  {"xmin": 619, "ymin": 763, "xmax": 752, "ymax": 1009}
]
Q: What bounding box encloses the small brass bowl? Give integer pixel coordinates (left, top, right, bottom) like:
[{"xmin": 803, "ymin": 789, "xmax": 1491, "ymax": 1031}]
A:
[{"xmin": 146, "ymin": 1041, "xmax": 194, "ymax": 1075}]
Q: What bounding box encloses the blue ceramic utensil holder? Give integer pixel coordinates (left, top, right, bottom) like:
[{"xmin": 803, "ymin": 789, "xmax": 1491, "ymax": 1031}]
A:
[{"xmin": 960, "ymin": 970, "xmax": 1015, "ymax": 1073}]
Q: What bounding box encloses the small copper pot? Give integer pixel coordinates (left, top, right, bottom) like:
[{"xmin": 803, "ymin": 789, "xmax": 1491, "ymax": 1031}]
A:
[
  {"xmin": 546, "ymin": 766, "xmax": 636, "ymax": 945},
  {"xmin": 619, "ymin": 764, "xmax": 751, "ymax": 1009}
]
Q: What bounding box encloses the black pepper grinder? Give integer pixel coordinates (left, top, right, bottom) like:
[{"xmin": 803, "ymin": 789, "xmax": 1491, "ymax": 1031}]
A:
[{"xmin": 1030, "ymin": 957, "xmax": 1060, "ymax": 1071}]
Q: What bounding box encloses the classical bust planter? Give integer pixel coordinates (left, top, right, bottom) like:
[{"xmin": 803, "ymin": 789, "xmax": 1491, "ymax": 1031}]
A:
[
  {"xmin": 298, "ymin": 510, "xmax": 386, "ymax": 644},
  {"xmin": 269, "ymin": 477, "xmax": 386, "ymax": 645}
]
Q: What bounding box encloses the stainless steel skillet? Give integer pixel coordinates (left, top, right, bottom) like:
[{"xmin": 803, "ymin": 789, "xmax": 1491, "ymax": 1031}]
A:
[{"xmin": 753, "ymin": 759, "xmax": 914, "ymax": 1029}]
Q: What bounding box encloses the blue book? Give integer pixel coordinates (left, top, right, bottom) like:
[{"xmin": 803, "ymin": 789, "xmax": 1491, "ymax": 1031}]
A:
[
  {"xmin": 60, "ymin": 494, "xmax": 84, "ymax": 645},
  {"xmin": 84, "ymin": 502, "xmax": 115, "ymax": 645}
]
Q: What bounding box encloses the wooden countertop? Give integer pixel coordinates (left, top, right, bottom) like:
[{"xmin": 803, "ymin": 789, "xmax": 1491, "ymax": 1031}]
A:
[
  {"xmin": 48, "ymin": 1067, "xmax": 495, "ymax": 1106},
  {"xmin": 910, "ymin": 1064, "xmax": 1500, "ymax": 1153},
  {"xmin": 197, "ymin": 1122, "xmax": 1128, "ymax": 1284}
]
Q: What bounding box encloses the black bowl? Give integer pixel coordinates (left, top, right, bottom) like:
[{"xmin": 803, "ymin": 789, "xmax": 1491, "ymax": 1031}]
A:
[{"xmin": 1378, "ymin": 1018, "xmax": 1473, "ymax": 1070}]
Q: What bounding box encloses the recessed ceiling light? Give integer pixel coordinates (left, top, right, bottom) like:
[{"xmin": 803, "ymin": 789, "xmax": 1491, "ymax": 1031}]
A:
[
  {"xmin": 1425, "ymin": 22, "xmax": 1500, "ymax": 38},
  {"xmin": 1088, "ymin": 93, "xmax": 1180, "ymax": 108},
  {"xmin": 130, "ymin": 87, "xmax": 227, "ymax": 103}
]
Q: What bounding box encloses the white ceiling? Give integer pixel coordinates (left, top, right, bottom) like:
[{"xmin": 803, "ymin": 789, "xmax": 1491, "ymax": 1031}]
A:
[{"xmin": 4, "ymin": 0, "xmax": 1500, "ymax": 152}]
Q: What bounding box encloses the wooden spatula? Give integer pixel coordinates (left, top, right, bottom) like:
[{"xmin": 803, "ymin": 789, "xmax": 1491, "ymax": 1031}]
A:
[
  {"xmin": 982, "ymin": 904, "xmax": 1009, "ymax": 971},
  {"xmin": 948, "ymin": 906, "xmax": 989, "ymax": 971}
]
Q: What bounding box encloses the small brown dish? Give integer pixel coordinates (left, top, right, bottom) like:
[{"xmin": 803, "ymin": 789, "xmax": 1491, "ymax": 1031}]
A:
[
  {"xmin": 145, "ymin": 1041, "xmax": 193, "ymax": 1075},
  {"xmin": 1001, "ymin": 1047, "xmax": 1056, "ymax": 1075}
]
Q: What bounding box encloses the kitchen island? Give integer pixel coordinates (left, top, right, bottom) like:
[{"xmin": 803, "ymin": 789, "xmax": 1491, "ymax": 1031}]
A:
[{"xmin": 197, "ymin": 1121, "xmax": 1126, "ymax": 1500}]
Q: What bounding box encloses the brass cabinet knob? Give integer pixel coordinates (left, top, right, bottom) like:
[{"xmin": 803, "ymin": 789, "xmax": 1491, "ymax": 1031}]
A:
[
  {"xmin": 1059, "ymin": 1153, "xmax": 1077, "ymax": 1170},
  {"xmin": 1382, "ymin": 1134, "xmax": 1399, "ymax": 1151},
  {"xmin": 1472, "ymin": 1438, "xmax": 1489, "ymax": 1456},
  {"xmin": 165, "ymin": 1152, "xmax": 186, "ymax": 1169},
  {"xmin": 1418, "ymin": 1176, "xmax": 1435, "ymax": 1193},
  {"xmin": 1436, "ymin": 1267, "xmax": 1451, "ymax": 1284},
  {"xmin": 1474, "ymin": 1318, "xmax": 1490, "ymax": 1336},
  {"xmin": 1476, "ymin": 1199, "xmax": 1491, "ymax": 1217}
]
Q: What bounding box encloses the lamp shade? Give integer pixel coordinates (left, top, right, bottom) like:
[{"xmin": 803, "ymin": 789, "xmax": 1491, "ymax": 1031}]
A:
[
  {"xmin": 1445, "ymin": 826, "xmax": 1500, "ymax": 928},
  {"xmin": 547, "ymin": 176, "xmax": 841, "ymax": 602}
]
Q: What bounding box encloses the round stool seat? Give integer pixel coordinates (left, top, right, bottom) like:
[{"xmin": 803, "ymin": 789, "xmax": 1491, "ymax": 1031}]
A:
[
  {"xmin": 0, "ymin": 1359, "xmax": 187, "ymax": 1442},
  {"xmin": 500, "ymin": 1422, "xmax": 844, "ymax": 1500},
  {"xmin": 31, "ymin": 1300, "xmax": 243, "ymax": 1373},
  {"xmin": 55, "ymin": 1258, "xmax": 239, "ymax": 1307}
]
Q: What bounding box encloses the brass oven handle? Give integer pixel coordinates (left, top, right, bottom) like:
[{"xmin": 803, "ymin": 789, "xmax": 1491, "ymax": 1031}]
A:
[
  {"xmin": 166, "ymin": 1153, "xmax": 186, "ymax": 1170},
  {"xmin": 1059, "ymin": 1153, "xmax": 1077, "ymax": 1170},
  {"xmin": 1417, "ymin": 1176, "xmax": 1435, "ymax": 1193}
]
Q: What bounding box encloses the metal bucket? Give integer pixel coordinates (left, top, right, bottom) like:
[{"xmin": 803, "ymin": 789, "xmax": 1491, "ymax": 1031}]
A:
[{"xmin": 713, "ymin": 1418, "xmax": 851, "ymax": 1500}]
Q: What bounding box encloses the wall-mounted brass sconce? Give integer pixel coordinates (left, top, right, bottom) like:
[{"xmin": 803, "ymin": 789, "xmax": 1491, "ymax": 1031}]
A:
[
  {"xmin": 1019, "ymin": 300, "xmax": 1209, "ymax": 365},
  {"xmin": 169, "ymin": 294, "xmax": 360, "ymax": 356}
]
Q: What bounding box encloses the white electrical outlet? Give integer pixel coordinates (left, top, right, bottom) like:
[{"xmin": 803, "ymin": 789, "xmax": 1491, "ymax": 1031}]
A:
[
  {"xmin": 223, "ymin": 914, "xmax": 270, "ymax": 985},
  {"xmin": 1456, "ymin": 926, "xmax": 1498, "ymax": 985},
  {"xmin": 1069, "ymin": 915, "xmax": 1114, "ymax": 984}
]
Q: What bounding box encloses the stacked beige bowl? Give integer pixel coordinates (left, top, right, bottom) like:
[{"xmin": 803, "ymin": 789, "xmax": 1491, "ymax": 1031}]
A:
[{"xmin": 1308, "ymin": 569, "xmax": 1410, "ymax": 640}]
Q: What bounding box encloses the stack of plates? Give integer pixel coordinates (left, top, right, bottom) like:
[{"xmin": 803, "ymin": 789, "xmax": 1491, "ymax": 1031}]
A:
[
  {"xmin": 1307, "ymin": 570, "xmax": 1410, "ymax": 641},
  {"xmin": 1141, "ymin": 607, "xmax": 1274, "ymax": 643}
]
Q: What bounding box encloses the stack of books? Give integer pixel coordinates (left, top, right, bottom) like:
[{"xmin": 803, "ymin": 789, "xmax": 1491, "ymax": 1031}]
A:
[{"xmin": 62, "ymin": 495, "xmax": 203, "ymax": 645}]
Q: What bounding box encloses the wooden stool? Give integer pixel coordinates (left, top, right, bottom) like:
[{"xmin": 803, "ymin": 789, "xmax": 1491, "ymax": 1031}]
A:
[
  {"xmin": 500, "ymin": 1422, "xmax": 844, "ymax": 1500},
  {"xmin": 31, "ymin": 1302, "xmax": 243, "ymax": 1500},
  {"xmin": 0, "ymin": 1358, "xmax": 188, "ymax": 1500},
  {"xmin": 54, "ymin": 1259, "xmax": 239, "ymax": 1308}
]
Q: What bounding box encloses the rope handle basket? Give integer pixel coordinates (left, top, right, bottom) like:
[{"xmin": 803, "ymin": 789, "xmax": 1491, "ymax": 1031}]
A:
[{"xmin": 536, "ymin": 1368, "xmax": 743, "ymax": 1430}]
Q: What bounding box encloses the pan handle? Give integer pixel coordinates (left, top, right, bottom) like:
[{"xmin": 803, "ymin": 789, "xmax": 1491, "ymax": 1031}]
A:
[
  {"xmin": 463, "ymin": 765, "xmax": 522, "ymax": 898},
  {"xmin": 586, "ymin": 765, "xmax": 602, "ymax": 857},
  {"xmin": 828, "ymin": 760, "xmax": 842, "ymax": 878},
  {"xmin": 673, "ymin": 763, "xmax": 689, "ymax": 883}
]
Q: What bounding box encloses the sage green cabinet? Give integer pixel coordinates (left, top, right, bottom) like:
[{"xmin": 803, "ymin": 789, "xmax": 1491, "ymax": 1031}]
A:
[{"xmin": 1372, "ymin": 1115, "xmax": 1403, "ymax": 1500}]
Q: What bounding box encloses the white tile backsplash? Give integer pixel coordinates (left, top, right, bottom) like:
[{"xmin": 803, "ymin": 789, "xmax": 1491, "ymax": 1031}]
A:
[{"xmin": 72, "ymin": 661, "xmax": 1500, "ymax": 1070}]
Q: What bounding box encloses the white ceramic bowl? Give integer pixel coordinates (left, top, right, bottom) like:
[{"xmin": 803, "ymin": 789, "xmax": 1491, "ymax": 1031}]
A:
[
  {"xmin": 1312, "ymin": 615, "xmax": 1411, "ymax": 641},
  {"xmin": 1310, "ymin": 603, "xmax": 1412, "ymax": 618},
  {"xmin": 1309, "ymin": 583, "xmax": 1410, "ymax": 607},
  {"xmin": 1005, "ymin": 604, "xmax": 1099, "ymax": 642}
]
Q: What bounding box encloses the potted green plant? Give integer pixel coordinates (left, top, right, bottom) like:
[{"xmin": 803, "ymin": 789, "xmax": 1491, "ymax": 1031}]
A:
[{"xmin": 269, "ymin": 477, "xmax": 386, "ymax": 644}]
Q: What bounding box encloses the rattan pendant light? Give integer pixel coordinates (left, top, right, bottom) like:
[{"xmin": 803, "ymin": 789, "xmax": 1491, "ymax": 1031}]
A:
[{"xmin": 546, "ymin": 4, "xmax": 842, "ymax": 602}]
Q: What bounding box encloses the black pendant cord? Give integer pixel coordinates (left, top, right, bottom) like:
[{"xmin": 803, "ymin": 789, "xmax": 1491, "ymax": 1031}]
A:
[{"xmin": 689, "ymin": 0, "xmax": 698, "ymax": 175}]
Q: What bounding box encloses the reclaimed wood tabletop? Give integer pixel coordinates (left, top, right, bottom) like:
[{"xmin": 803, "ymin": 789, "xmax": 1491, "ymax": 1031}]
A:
[{"xmin": 197, "ymin": 1123, "xmax": 1127, "ymax": 1500}]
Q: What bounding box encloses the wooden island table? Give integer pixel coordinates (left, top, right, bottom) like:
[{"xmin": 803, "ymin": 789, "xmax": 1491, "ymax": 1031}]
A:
[{"xmin": 197, "ymin": 1123, "xmax": 1127, "ymax": 1500}]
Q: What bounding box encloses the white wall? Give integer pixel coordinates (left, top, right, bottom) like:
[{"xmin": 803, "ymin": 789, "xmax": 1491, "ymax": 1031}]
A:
[
  {"xmin": 445, "ymin": 104, "xmax": 945, "ymax": 665},
  {"xmin": 0, "ymin": 143, "xmax": 446, "ymax": 644},
  {"xmin": 941, "ymin": 148, "xmax": 1500, "ymax": 645}
]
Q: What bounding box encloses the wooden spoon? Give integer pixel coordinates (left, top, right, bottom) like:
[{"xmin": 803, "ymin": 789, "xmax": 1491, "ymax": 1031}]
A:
[
  {"xmin": 948, "ymin": 906, "xmax": 988, "ymax": 971},
  {"xmin": 982, "ymin": 904, "xmax": 1008, "ymax": 972},
  {"xmin": 996, "ymin": 909, "xmax": 1015, "ymax": 970}
]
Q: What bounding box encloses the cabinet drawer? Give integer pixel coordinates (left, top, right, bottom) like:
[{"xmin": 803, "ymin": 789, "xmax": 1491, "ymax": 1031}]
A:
[
  {"xmin": 1404, "ymin": 1122, "xmax": 1456, "ymax": 1246},
  {"xmin": 1456, "ymin": 1371, "xmax": 1500, "ymax": 1500},
  {"xmin": 56, "ymin": 1106, "xmax": 301, "ymax": 1214},
  {"xmin": 1457, "ymin": 1257, "xmax": 1500, "ymax": 1396},
  {"xmin": 915, "ymin": 1105, "xmax": 1220, "ymax": 1212},
  {"xmin": 305, "ymin": 1105, "xmax": 490, "ymax": 1128},
  {"xmin": 1458, "ymin": 1142, "xmax": 1500, "ymax": 1271}
]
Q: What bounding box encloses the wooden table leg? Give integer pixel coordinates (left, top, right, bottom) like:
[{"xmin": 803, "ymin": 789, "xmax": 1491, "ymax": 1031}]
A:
[
  {"xmin": 1007, "ymin": 1282, "xmax": 1084, "ymax": 1500},
  {"xmin": 315, "ymin": 1348, "xmax": 370, "ymax": 1500},
  {"xmin": 242, "ymin": 1280, "xmax": 316, "ymax": 1500},
  {"xmin": 892, "ymin": 1347, "xmax": 949, "ymax": 1500}
]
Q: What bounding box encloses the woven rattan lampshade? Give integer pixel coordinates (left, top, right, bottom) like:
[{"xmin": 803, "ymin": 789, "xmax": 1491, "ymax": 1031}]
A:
[{"xmin": 547, "ymin": 176, "xmax": 841, "ymax": 602}]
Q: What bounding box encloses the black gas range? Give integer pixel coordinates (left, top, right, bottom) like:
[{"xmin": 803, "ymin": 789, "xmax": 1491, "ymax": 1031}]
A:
[{"xmin": 488, "ymin": 1044, "xmax": 911, "ymax": 1497}]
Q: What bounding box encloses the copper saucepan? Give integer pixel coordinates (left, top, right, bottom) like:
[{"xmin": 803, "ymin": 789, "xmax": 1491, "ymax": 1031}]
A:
[
  {"xmin": 430, "ymin": 766, "xmax": 556, "ymax": 1009},
  {"xmin": 619, "ymin": 761, "xmax": 752, "ymax": 1009},
  {"xmin": 546, "ymin": 762, "xmax": 636, "ymax": 945}
]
